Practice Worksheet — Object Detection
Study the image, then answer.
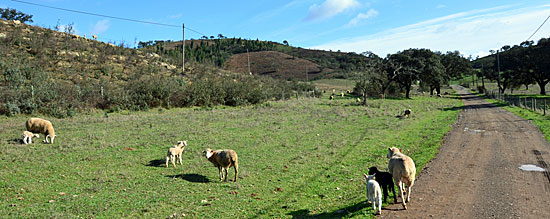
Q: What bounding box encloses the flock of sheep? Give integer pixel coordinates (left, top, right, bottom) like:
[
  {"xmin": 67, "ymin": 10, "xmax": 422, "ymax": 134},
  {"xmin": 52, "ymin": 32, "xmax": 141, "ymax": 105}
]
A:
[{"xmin": 20, "ymin": 108, "xmax": 415, "ymax": 215}]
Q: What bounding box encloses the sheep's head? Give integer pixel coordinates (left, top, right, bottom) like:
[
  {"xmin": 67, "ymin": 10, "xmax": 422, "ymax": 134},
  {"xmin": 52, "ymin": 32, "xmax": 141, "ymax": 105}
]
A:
[
  {"xmin": 363, "ymin": 173, "xmax": 376, "ymax": 181},
  {"xmin": 387, "ymin": 147, "xmax": 401, "ymax": 158},
  {"xmin": 368, "ymin": 166, "xmax": 378, "ymax": 175},
  {"xmin": 177, "ymin": 140, "xmax": 187, "ymax": 148},
  {"xmin": 203, "ymin": 148, "xmax": 214, "ymax": 158}
]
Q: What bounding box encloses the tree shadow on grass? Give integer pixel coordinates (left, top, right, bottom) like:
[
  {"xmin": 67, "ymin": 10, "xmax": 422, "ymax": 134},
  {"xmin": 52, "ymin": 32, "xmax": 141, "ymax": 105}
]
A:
[
  {"xmin": 166, "ymin": 174, "xmax": 210, "ymax": 183},
  {"xmin": 287, "ymin": 201, "xmax": 369, "ymax": 219},
  {"xmin": 146, "ymin": 159, "xmax": 166, "ymax": 167}
]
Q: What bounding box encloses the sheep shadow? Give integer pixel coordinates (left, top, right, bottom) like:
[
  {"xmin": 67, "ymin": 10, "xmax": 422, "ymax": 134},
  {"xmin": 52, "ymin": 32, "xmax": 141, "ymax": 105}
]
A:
[
  {"xmin": 167, "ymin": 174, "xmax": 210, "ymax": 183},
  {"xmin": 146, "ymin": 159, "xmax": 166, "ymax": 167},
  {"xmin": 287, "ymin": 201, "xmax": 368, "ymax": 218}
]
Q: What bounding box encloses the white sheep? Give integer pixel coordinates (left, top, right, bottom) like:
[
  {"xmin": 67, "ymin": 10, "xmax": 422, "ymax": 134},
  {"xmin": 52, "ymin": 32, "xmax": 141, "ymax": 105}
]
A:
[
  {"xmin": 25, "ymin": 118, "xmax": 56, "ymax": 144},
  {"xmin": 364, "ymin": 173, "xmax": 383, "ymax": 215},
  {"xmin": 356, "ymin": 98, "xmax": 361, "ymax": 103},
  {"xmin": 203, "ymin": 148, "xmax": 239, "ymax": 182},
  {"xmin": 403, "ymin": 109, "xmax": 412, "ymax": 118},
  {"xmin": 166, "ymin": 140, "xmax": 187, "ymax": 167},
  {"xmin": 387, "ymin": 147, "xmax": 416, "ymax": 209},
  {"xmin": 340, "ymin": 92, "xmax": 345, "ymax": 98},
  {"xmin": 21, "ymin": 131, "xmax": 39, "ymax": 144},
  {"xmin": 329, "ymin": 95, "xmax": 334, "ymax": 101}
]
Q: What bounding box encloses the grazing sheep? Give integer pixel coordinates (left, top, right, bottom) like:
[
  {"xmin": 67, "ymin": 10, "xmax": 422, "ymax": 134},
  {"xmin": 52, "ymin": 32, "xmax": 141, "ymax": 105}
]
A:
[
  {"xmin": 364, "ymin": 173, "xmax": 382, "ymax": 215},
  {"xmin": 403, "ymin": 109, "xmax": 412, "ymax": 118},
  {"xmin": 387, "ymin": 147, "xmax": 416, "ymax": 209},
  {"xmin": 203, "ymin": 148, "xmax": 239, "ymax": 182},
  {"xmin": 346, "ymin": 90, "xmax": 351, "ymax": 94},
  {"xmin": 340, "ymin": 92, "xmax": 345, "ymax": 98},
  {"xmin": 356, "ymin": 98, "xmax": 361, "ymax": 103},
  {"xmin": 368, "ymin": 166, "xmax": 397, "ymax": 203},
  {"xmin": 21, "ymin": 131, "xmax": 39, "ymax": 144},
  {"xmin": 72, "ymin": 34, "xmax": 80, "ymax": 39},
  {"xmin": 329, "ymin": 95, "xmax": 334, "ymax": 100},
  {"xmin": 25, "ymin": 118, "xmax": 56, "ymax": 144},
  {"xmin": 92, "ymin": 35, "xmax": 98, "ymax": 40},
  {"xmin": 166, "ymin": 140, "xmax": 187, "ymax": 167}
]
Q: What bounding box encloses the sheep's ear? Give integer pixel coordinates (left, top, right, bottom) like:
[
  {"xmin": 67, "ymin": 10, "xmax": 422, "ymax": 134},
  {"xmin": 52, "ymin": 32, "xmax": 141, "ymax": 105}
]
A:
[
  {"xmin": 363, "ymin": 173, "xmax": 367, "ymax": 178},
  {"xmin": 399, "ymin": 148, "xmax": 402, "ymax": 152}
]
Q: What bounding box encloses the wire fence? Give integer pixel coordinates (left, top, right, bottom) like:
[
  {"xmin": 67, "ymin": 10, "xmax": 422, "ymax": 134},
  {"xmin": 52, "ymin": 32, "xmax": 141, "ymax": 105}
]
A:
[{"xmin": 486, "ymin": 90, "xmax": 550, "ymax": 115}]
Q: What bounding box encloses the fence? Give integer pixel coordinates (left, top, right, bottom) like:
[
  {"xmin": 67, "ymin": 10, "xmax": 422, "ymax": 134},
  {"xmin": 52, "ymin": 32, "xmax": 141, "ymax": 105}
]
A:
[{"xmin": 485, "ymin": 90, "xmax": 550, "ymax": 115}]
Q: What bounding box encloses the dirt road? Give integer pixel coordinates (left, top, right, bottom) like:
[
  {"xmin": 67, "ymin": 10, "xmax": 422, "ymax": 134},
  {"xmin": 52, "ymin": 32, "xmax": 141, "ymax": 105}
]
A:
[{"xmin": 381, "ymin": 85, "xmax": 550, "ymax": 218}]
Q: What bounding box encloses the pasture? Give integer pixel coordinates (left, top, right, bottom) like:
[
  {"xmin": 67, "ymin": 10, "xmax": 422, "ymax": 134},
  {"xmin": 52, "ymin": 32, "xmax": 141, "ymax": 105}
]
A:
[{"xmin": 0, "ymin": 95, "xmax": 461, "ymax": 218}]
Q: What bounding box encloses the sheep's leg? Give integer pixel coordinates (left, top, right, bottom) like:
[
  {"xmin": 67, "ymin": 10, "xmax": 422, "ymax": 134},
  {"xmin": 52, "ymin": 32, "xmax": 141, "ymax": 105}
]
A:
[
  {"xmin": 372, "ymin": 197, "xmax": 376, "ymax": 214},
  {"xmin": 233, "ymin": 165, "xmax": 238, "ymax": 182},
  {"xmin": 218, "ymin": 166, "xmax": 223, "ymax": 181},
  {"xmin": 23, "ymin": 136, "xmax": 28, "ymax": 144},
  {"xmin": 224, "ymin": 168, "xmax": 229, "ymax": 182},
  {"xmin": 406, "ymin": 185, "xmax": 412, "ymax": 203},
  {"xmin": 171, "ymin": 155, "xmax": 176, "ymax": 167},
  {"xmin": 382, "ymin": 184, "xmax": 388, "ymax": 203},
  {"xmin": 377, "ymin": 193, "xmax": 382, "ymax": 215},
  {"xmin": 178, "ymin": 154, "xmax": 183, "ymax": 165},
  {"xmin": 398, "ymin": 181, "xmax": 407, "ymax": 209},
  {"xmin": 391, "ymin": 182, "xmax": 397, "ymax": 204},
  {"xmin": 166, "ymin": 156, "xmax": 170, "ymax": 167}
]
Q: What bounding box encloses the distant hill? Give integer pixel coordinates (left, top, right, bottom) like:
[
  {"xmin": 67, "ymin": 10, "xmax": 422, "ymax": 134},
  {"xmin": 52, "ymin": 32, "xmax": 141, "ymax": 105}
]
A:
[{"xmin": 139, "ymin": 38, "xmax": 370, "ymax": 80}]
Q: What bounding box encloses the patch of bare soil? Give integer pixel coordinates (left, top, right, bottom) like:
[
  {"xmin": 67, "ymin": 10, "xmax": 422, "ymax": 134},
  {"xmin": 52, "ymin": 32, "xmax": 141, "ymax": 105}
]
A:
[{"xmin": 381, "ymin": 85, "xmax": 550, "ymax": 218}]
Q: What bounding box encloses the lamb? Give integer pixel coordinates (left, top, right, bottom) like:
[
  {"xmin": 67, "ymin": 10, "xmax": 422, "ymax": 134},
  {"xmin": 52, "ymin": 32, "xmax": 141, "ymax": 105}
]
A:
[
  {"xmin": 368, "ymin": 166, "xmax": 397, "ymax": 203},
  {"xmin": 329, "ymin": 95, "xmax": 334, "ymax": 100},
  {"xmin": 203, "ymin": 148, "xmax": 239, "ymax": 182},
  {"xmin": 92, "ymin": 35, "xmax": 98, "ymax": 40},
  {"xmin": 166, "ymin": 140, "xmax": 187, "ymax": 167},
  {"xmin": 21, "ymin": 131, "xmax": 39, "ymax": 144},
  {"xmin": 25, "ymin": 118, "xmax": 56, "ymax": 144},
  {"xmin": 340, "ymin": 92, "xmax": 345, "ymax": 98},
  {"xmin": 356, "ymin": 98, "xmax": 361, "ymax": 103},
  {"xmin": 403, "ymin": 109, "xmax": 412, "ymax": 118},
  {"xmin": 364, "ymin": 173, "xmax": 382, "ymax": 215},
  {"xmin": 387, "ymin": 147, "xmax": 416, "ymax": 209}
]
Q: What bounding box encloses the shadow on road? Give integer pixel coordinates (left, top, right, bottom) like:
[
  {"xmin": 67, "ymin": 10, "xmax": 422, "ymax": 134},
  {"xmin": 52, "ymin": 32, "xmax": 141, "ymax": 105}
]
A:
[{"xmin": 287, "ymin": 201, "xmax": 368, "ymax": 219}]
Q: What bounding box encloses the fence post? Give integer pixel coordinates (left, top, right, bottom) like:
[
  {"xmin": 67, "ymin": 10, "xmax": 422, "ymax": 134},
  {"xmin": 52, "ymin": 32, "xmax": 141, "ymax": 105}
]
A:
[
  {"xmin": 534, "ymin": 98, "xmax": 537, "ymax": 112},
  {"xmin": 544, "ymin": 99, "xmax": 546, "ymax": 116}
]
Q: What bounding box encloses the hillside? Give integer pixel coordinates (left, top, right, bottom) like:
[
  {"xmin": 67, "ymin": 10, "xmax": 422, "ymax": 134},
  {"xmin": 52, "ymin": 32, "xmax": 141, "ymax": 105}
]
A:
[
  {"xmin": 224, "ymin": 51, "xmax": 324, "ymax": 80},
  {"xmin": 139, "ymin": 38, "xmax": 370, "ymax": 80},
  {"xmin": 0, "ymin": 19, "xmax": 318, "ymax": 117}
]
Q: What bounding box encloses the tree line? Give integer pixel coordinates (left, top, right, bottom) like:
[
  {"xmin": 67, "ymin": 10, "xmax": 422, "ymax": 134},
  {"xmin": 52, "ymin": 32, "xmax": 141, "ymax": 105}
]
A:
[
  {"xmin": 472, "ymin": 37, "xmax": 550, "ymax": 95},
  {"xmin": 354, "ymin": 49, "xmax": 471, "ymax": 99}
]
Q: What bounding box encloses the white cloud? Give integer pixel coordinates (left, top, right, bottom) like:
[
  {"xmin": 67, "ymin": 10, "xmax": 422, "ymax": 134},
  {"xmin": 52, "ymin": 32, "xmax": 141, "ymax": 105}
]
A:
[
  {"xmin": 91, "ymin": 19, "xmax": 110, "ymax": 35},
  {"xmin": 348, "ymin": 9, "xmax": 379, "ymax": 26},
  {"xmin": 436, "ymin": 4, "xmax": 447, "ymax": 9},
  {"xmin": 305, "ymin": 0, "xmax": 360, "ymax": 21},
  {"xmin": 312, "ymin": 4, "xmax": 550, "ymax": 57}
]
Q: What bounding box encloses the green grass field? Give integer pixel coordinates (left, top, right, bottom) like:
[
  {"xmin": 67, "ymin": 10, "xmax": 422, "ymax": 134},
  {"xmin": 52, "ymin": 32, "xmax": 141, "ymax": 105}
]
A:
[{"xmin": 0, "ymin": 94, "xmax": 462, "ymax": 218}]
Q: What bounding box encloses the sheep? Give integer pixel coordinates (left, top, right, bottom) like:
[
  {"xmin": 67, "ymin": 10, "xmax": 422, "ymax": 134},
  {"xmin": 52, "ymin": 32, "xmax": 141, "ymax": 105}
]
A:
[
  {"xmin": 329, "ymin": 95, "xmax": 334, "ymax": 100},
  {"xmin": 356, "ymin": 98, "xmax": 361, "ymax": 103},
  {"xmin": 364, "ymin": 173, "xmax": 382, "ymax": 215},
  {"xmin": 166, "ymin": 140, "xmax": 187, "ymax": 167},
  {"xmin": 25, "ymin": 118, "xmax": 56, "ymax": 144},
  {"xmin": 387, "ymin": 147, "xmax": 416, "ymax": 210},
  {"xmin": 72, "ymin": 34, "xmax": 80, "ymax": 39},
  {"xmin": 92, "ymin": 35, "xmax": 98, "ymax": 40},
  {"xmin": 340, "ymin": 92, "xmax": 345, "ymax": 98},
  {"xmin": 403, "ymin": 109, "xmax": 412, "ymax": 118},
  {"xmin": 368, "ymin": 166, "xmax": 397, "ymax": 203},
  {"xmin": 21, "ymin": 131, "xmax": 39, "ymax": 144},
  {"xmin": 203, "ymin": 148, "xmax": 239, "ymax": 182}
]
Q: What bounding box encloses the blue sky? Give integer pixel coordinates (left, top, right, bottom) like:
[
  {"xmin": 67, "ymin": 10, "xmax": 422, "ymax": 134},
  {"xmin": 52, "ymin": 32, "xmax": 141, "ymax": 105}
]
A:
[{"xmin": 2, "ymin": 0, "xmax": 550, "ymax": 58}]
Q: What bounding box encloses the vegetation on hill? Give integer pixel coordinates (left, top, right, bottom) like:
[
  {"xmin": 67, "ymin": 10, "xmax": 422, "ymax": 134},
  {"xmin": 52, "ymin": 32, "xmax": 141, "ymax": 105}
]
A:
[
  {"xmin": 0, "ymin": 17, "xmax": 318, "ymax": 118},
  {"xmin": 138, "ymin": 38, "xmax": 370, "ymax": 80},
  {"xmin": 472, "ymin": 37, "xmax": 550, "ymax": 94}
]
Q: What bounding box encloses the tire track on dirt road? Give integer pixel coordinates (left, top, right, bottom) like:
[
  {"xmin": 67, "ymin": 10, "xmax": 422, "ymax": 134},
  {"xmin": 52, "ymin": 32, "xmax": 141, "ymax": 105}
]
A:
[{"xmin": 381, "ymin": 85, "xmax": 550, "ymax": 218}]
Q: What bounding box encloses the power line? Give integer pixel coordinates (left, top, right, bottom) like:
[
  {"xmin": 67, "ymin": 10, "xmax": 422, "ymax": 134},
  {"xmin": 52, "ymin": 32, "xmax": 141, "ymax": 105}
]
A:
[
  {"xmin": 10, "ymin": 0, "xmax": 207, "ymax": 36},
  {"xmin": 526, "ymin": 13, "xmax": 550, "ymax": 42}
]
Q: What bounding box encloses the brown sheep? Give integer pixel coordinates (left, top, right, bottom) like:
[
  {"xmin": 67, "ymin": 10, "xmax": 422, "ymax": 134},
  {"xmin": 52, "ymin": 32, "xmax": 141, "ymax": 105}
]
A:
[
  {"xmin": 25, "ymin": 118, "xmax": 56, "ymax": 144},
  {"xmin": 166, "ymin": 140, "xmax": 187, "ymax": 167},
  {"xmin": 203, "ymin": 148, "xmax": 239, "ymax": 182},
  {"xmin": 387, "ymin": 147, "xmax": 416, "ymax": 210}
]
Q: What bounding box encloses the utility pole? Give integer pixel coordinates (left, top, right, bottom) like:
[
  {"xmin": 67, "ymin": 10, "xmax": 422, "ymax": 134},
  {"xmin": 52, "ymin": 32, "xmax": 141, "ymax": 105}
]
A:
[
  {"xmin": 497, "ymin": 49, "xmax": 502, "ymax": 94},
  {"xmin": 182, "ymin": 23, "xmax": 185, "ymax": 73},
  {"xmin": 247, "ymin": 49, "xmax": 251, "ymax": 75},
  {"xmin": 481, "ymin": 63, "xmax": 485, "ymax": 88},
  {"xmin": 305, "ymin": 65, "xmax": 308, "ymax": 82}
]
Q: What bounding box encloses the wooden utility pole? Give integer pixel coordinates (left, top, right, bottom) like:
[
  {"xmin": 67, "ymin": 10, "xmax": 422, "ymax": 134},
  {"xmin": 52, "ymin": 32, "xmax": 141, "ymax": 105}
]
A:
[
  {"xmin": 305, "ymin": 65, "xmax": 308, "ymax": 82},
  {"xmin": 497, "ymin": 50, "xmax": 502, "ymax": 94},
  {"xmin": 182, "ymin": 23, "xmax": 185, "ymax": 73},
  {"xmin": 247, "ymin": 49, "xmax": 251, "ymax": 75}
]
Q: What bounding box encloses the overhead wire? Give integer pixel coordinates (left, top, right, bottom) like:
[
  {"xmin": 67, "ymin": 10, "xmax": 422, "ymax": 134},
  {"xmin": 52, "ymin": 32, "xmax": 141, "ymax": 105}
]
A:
[
  {"xmin": 10, "ymin": 0, "xmax": 207, "ymax": 37},
  {"xmin": 525, "ymin": 13, "xmax": 550, "ymax": 42}
]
